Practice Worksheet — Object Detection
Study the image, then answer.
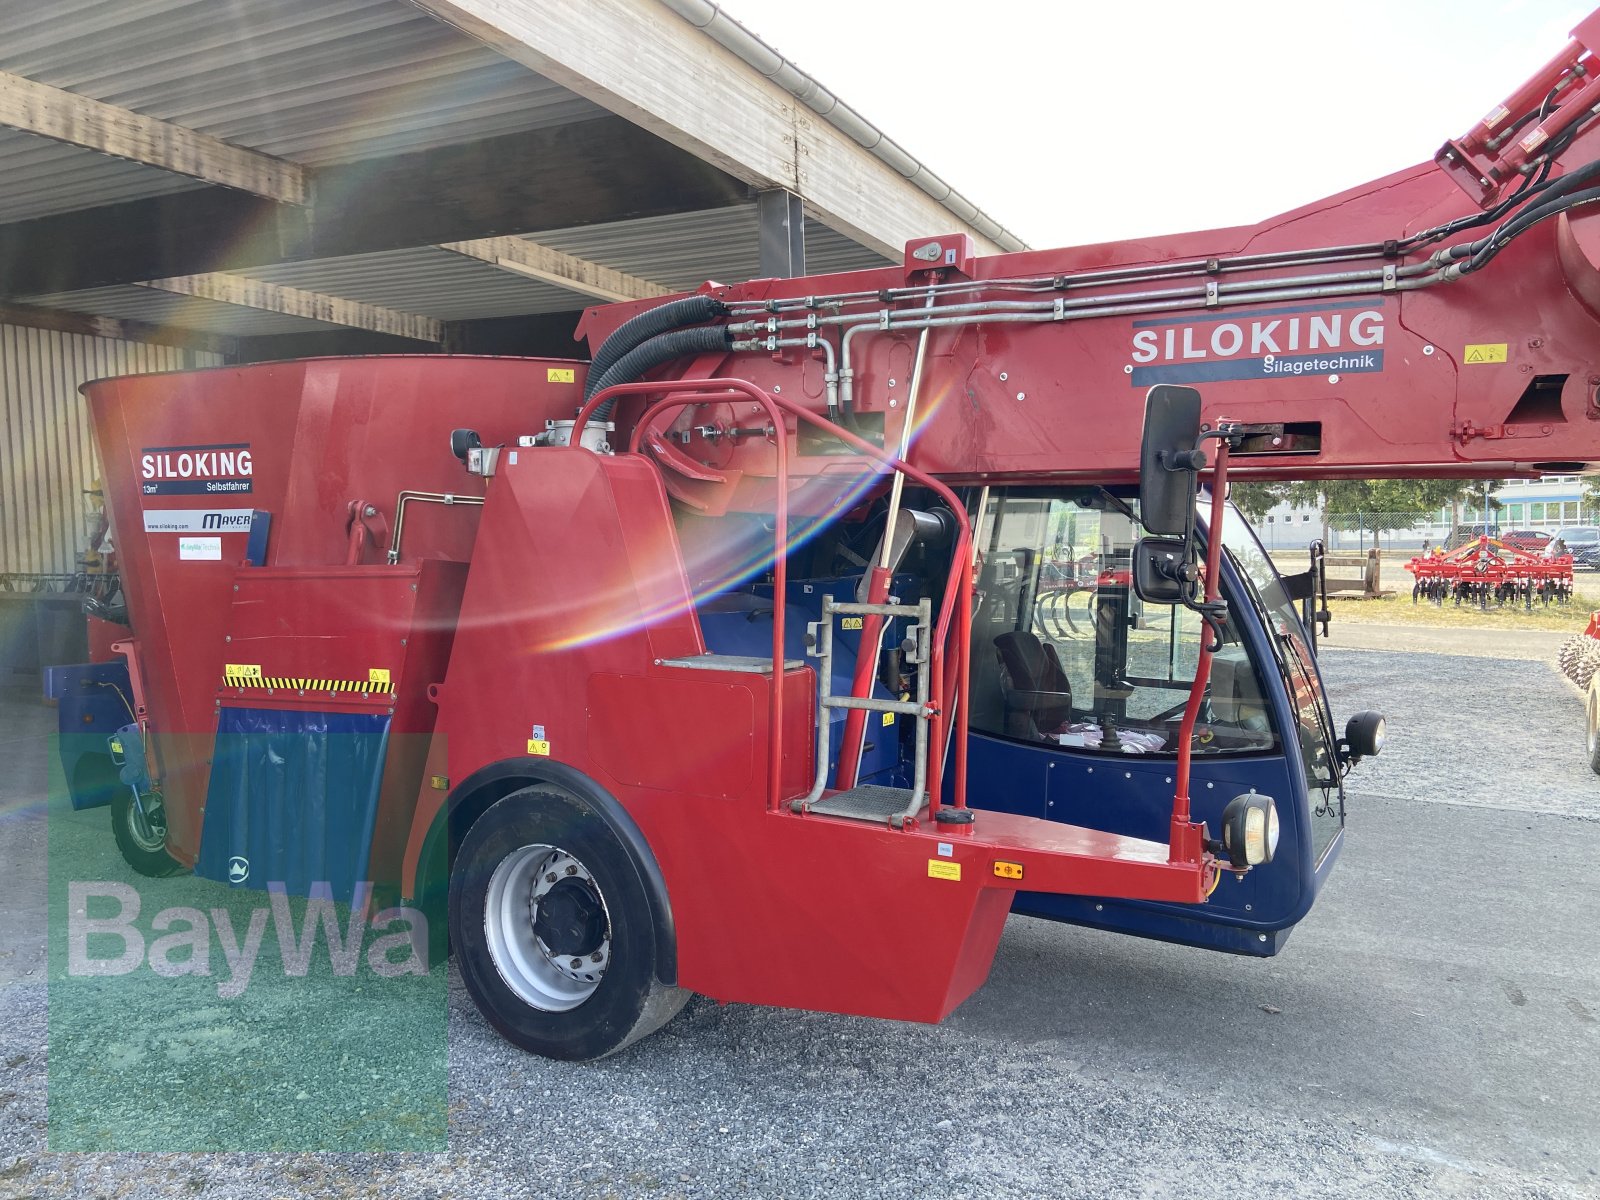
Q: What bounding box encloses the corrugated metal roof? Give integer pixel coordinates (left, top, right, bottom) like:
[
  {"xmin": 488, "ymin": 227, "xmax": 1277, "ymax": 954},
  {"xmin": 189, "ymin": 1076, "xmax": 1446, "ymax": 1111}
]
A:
[
  {"xmin": 231, "ymin": 246, "xmax": 580, "ymax": 321},
  {"xmin": 0, "ymin": 0, "xmax": 604, "ymax": 216},
  {"xmin": 0, "ymin": 129, "xmax": 204, "ymax": 225},
  {"xmin": 529, "ymin": 211, "xmax": 891, "ymax": 294},
  {"xmin": 226, "ymin": 209, "xmax": 890, "ymax": 319},
  {"xmin": 22, "ymin": 287, "xmax": 336, "ymax": 337},
  {"xmin": 28, "ymin": 208, "xmax": 894, "ymax": 328}
]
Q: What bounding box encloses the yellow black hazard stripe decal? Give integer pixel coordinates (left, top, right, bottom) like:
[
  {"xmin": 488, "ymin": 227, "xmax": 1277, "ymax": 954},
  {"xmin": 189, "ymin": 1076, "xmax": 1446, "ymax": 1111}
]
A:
[
  {"xmin": 222, "ymin": 667, "xmax": 393, "ymax": 694},
  {"xmin": 224, "ymin": 676, "xmax": 374, "ymax": 691}
]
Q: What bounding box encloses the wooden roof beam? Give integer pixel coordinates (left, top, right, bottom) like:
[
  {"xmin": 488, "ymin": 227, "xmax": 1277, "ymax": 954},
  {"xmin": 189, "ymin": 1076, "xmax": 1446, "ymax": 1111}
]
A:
[
  {"xmin": 0, "ymin": 69, "xmax": 307, "ymax": 205},
  {"xmin": 440, "ymin": 236, "xmax": 671, "ymax": 303},
  {"xmin": 411, "ymin": 0, "xmax": 1006, "ymax": 259},
  {"xmin": 135, "ymin": 275, "xmax": 442, "ymax": 343}
]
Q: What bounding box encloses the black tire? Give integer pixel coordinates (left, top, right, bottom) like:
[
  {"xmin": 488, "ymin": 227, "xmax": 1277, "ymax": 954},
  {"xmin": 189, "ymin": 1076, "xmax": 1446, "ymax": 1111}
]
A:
[
  {"xmin": 1587, "ymin": 684, "xmax": 1600, "ymax": 777},
  {"xmin": 110, "ymin": 789, "xmax": 182, "ymax": 877},
  {"xmin": 449, "ymin": 787, "xmax": 688, "ymax": 1060}
]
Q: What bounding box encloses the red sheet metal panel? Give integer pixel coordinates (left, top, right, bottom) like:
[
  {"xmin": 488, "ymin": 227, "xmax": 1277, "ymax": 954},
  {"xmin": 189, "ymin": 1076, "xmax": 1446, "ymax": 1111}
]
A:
[{"xmin": 85, "ymin": 355, "xmax": 585, "ymax": 864}]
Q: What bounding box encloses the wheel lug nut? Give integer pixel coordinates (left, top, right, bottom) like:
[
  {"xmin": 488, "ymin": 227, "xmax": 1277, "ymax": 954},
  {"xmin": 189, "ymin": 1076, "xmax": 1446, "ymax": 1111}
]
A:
[
  {"xmin": 545, "ymin": 872, "xmax": 557, "ymax": 883},
  {"xmin": 570, "ymin": 958, "xmax": 582, "ymax": 969},
  {"xmin": 590, "ymin": 952, "xmax": 603, "ymax": 963},
  {"xmin": 565, "ymin": 864, "xmax": 577, "ymax": 875}
]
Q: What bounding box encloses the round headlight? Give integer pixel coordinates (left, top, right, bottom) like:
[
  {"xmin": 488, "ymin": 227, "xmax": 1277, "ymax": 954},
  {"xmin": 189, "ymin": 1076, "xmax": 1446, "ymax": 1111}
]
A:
[{"xmin": 1221, "ymin": 794, "xmax": 1279, "ymax": 870}]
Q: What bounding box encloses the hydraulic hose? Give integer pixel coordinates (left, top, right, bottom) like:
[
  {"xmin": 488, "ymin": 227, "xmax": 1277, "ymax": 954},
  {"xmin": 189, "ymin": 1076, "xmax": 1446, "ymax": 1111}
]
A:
[
  {"xmin": 585, "ymin": 295, "xmax": 729, "ymax": 400},
  {"xmin": 588, "ymin": 325, "xmax": 736, "ymax": 419}
]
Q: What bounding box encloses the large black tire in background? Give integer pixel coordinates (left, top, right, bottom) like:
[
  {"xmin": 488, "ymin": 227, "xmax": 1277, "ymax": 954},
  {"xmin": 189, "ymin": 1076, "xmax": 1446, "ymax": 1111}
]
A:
[
  {"xmin": 110, "ymin": 788, "xmax": 182, "ymax": 877},
  {"xmin": 449, "ymin": 787, "xmax": 688, "ymax": 1060},
  {"xmin": 1587, "ymin": 682, "xmax": 1600, "ymax": 777}
]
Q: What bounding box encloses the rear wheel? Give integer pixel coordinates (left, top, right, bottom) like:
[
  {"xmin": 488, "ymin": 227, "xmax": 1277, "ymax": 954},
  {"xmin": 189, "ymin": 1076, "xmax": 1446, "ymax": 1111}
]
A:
[
  {"xmin": 110, "ymin": 788, "xmax": 182, "ymax": 877},
  {"xmin": 449, "ymin": 787, "xmax": 687, "ymax": 1060}
]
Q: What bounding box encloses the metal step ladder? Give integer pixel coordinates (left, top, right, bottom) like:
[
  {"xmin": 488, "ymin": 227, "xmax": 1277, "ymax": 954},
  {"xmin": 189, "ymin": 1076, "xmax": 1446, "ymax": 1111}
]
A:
[{"xmin": 790, "ymin": 594, "xmax": 933, "ymax": 827}]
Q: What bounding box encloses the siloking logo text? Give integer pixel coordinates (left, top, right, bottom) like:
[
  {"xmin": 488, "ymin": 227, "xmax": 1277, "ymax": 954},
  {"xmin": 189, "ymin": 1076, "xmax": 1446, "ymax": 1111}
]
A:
[
  {"xmin": 1128, "ymin": 301, "xmax": 1386, "ymax": 387},
  {"xmin": 141, "ymin": 442, "xmax": 253, "ymax": 496}
]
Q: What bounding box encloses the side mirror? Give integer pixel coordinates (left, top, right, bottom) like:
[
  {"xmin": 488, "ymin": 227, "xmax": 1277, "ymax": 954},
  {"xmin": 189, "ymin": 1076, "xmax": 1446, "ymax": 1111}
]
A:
[
  {"xmin": 1138, "ymin": 385, "xmax": 1206, "ymax": 535},
  {"xmin": 1132, "ymin": 536, "xmax": 1195, "ymax": 604}
]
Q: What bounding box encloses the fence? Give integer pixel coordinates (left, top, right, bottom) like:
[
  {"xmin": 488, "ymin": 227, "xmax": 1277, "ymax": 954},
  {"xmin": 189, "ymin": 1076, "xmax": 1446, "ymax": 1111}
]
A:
[{"xmin": 1264, "ymin": 511, "xmax": 1600, "ymax": 554}]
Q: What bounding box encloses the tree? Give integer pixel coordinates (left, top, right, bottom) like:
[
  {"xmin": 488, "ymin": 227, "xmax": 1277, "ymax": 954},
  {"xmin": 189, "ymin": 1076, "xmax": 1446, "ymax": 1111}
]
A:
[
  {"xmin": 1232, "ymin": 478, "xmax": 1478, "ymax": 515},
  {"xmin": 1228, "ymin": 482, "xmax": 1283, "ymax": 521}
]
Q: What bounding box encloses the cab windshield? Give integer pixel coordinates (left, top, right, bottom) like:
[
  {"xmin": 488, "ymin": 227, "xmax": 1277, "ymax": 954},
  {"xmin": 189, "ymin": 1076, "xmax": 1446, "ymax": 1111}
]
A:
[{"xmin": 968, "ymin": 487, "xmax": 1278, "ymax": 756}]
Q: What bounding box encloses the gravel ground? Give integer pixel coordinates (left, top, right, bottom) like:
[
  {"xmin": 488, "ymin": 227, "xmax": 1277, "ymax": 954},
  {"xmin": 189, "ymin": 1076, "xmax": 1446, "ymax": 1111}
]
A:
[{"xmin": 2, "ymin": 635, "xmax": 1597, "ymax": 1200}]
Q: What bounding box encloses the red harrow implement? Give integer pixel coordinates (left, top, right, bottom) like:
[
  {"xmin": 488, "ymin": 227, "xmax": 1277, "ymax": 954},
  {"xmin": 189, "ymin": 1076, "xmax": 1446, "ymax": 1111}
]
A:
[{"xmin": 1404, "ymin": 536, "xmax": 1574, "ymax": 610}]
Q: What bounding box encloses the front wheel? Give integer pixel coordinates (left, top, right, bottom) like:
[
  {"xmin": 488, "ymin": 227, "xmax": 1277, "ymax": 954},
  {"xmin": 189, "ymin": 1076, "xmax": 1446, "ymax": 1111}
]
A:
[
  {"xmin": 449, "ymin": 787, "xmax": 688, "ymax": 1060},
  {"xmin": 110, "ymin": 789, "xmax": 182, "ymax": 877}
]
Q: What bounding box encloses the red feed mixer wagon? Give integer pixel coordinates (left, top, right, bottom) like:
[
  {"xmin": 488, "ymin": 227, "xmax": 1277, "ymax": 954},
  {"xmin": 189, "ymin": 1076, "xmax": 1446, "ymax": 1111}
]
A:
[{"xmin": 53, "ymin": 11, "xmax": 1600, "ymax": 1059}]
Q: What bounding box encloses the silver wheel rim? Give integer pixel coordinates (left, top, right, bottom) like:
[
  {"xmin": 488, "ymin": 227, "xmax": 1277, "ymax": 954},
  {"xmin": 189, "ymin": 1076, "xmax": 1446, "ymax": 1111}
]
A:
[
  {"xmin": 483, "ymin": 843, "xmax": 611, "ymax": 1012},
  {"xmin": 126, "ymin": 796, "xmax": 166, "ymax": 853}
]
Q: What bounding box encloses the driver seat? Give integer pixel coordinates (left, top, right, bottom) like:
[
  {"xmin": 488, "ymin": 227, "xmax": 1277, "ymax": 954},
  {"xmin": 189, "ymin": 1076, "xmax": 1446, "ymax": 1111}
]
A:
[{"xmin": 993, "ymin": 631, "xmax": 1074, "ymax": 737}]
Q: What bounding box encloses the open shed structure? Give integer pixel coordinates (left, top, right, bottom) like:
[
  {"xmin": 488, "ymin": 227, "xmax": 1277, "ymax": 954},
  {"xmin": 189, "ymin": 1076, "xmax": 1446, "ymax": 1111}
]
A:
[{"xmin": 0, "ymin": 0, "xmax": 1025, "ymax": 670}]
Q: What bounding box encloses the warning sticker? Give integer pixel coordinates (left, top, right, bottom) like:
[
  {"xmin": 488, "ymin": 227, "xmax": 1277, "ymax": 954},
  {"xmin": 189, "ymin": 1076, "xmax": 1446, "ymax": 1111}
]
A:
[
  {"xmin": 547, "ymin": 367, "xmax": 576, "ymax": 384},
  {"xmin": 527, "ymin": 739, "xmax": 551, "ymax": 756},
  {"xmin": 882, "ymin": 710, "xmax": 895, "ymax": 726},
  {"xmin": 1464, "ymin": 343, "xmax": 1508, "ymax": 364},
  {"xmin": 368, "ymin": 668, "xmax": 391, "ymax": 687},
  {"xmin": 225, "ymin": 664, "xmax": 262, "ymax": 680},
  {"xmin": 840, "ymin": 617, "xmax": 864, "ymax": 631},
  {"xmin": 927, "ymin": 860, "xmax": 961, "ymax": 882}
]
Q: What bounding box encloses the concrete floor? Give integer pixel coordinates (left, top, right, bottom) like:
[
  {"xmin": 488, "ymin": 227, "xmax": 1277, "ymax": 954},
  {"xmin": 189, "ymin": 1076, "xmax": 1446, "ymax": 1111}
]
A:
[{"xmin": 1, "ymin": 633, "xmax": 1597, "ymax": 1198}]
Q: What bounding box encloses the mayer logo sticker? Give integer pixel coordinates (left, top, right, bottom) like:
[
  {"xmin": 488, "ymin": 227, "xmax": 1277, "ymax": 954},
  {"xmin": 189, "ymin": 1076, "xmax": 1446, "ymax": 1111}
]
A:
[
  {"xmin": 140, "ymin": 443, "xmax": 253, "ymax": 496},
  {"xmin": 1128, "ymin": 301, "xmax": 1387, "ymax": 387},
  {"xmin": 142, "ymin": 509, "xmax": 254, "ymax": 534}
]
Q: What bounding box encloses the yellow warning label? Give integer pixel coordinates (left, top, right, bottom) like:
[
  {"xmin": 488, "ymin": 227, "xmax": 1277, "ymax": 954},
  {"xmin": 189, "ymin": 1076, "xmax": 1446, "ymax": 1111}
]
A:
[
  {"xmin": 928, "ymin": 860, "xmax": 961, "ymax": 881},
  {"xmin": 1464, "ymin": 343, "xmax": 1508, "ymax": 364},
  {"xmin": 882, "ymin": 710, "xmax": 895, "ymax": 726},
  {"xmin": 369, "ymin": 667, "xmax": 391, "ymax": 687},
  {"xmin": 547, "ymin": 367, "xmax": 576, "ymax": 384},
  {"xmin": 840, "ymin": 617, "xmax": 864, "ymax": 630},
  {"xmin": 429, "ymin": 774, "xmax": 450, "ymax": 791},
  {"xmin": 527, "ymin": 738, "xmax": 551, "ymax": 757},
  {"xmin": 225, "ymin": 664, "xmax": 262, "ymax": 679},
  {"xmin": 993, "ymin": 860, "xmax": 1024, "ymax": 880}
]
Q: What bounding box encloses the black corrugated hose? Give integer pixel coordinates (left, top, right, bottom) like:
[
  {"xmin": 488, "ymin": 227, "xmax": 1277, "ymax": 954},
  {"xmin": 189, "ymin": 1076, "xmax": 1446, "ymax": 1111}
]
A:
[
  {"xmin": 584, "ymin": 295, "xmax": 729, "ymax": 400},
  {"xmin": 588, "ymin": 326, "xmax": 736, "ymax": 420}
]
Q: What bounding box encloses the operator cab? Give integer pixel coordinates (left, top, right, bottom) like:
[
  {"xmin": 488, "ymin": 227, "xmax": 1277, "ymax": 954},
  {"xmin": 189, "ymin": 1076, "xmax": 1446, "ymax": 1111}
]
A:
[{"xmin": 962, "ymin": 483, "xmax": 1360, "ymax": 955}]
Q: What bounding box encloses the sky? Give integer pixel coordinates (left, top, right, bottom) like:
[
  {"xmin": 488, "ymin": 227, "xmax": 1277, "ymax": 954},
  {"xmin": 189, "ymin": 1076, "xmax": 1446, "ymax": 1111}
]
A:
[{"xmin": 714, "ymin": 0, "xmax": 1587, "ymax": 250}]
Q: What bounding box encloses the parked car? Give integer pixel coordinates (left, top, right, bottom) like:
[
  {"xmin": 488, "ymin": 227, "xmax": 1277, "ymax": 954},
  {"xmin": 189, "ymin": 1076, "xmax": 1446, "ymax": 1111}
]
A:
[
  {"xmin": 1545, "ymin": 526, "xmax": 1600, "ymax": 561},
  {"xmin": 1442, "ymin": 524, "xmax": 1500, "ymax": 551},
  {"xmin": 1572, "ymin": 542, "xmax": 1600, "ymax": 571},
  {"xmin": 1500, "ymin": 529, "xmax": 1552, "ymax": 552}
]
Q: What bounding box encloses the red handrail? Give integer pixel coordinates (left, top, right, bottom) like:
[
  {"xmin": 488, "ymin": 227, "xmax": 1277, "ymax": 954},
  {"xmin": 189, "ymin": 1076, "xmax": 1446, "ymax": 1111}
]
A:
[
  {"xmin": 571, "ymin": 378, "xmax": 973, "ymax": 817},
  {"xmin": 1169, "ymin": 441, "xmax": 1231, "ymax": 863}
]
